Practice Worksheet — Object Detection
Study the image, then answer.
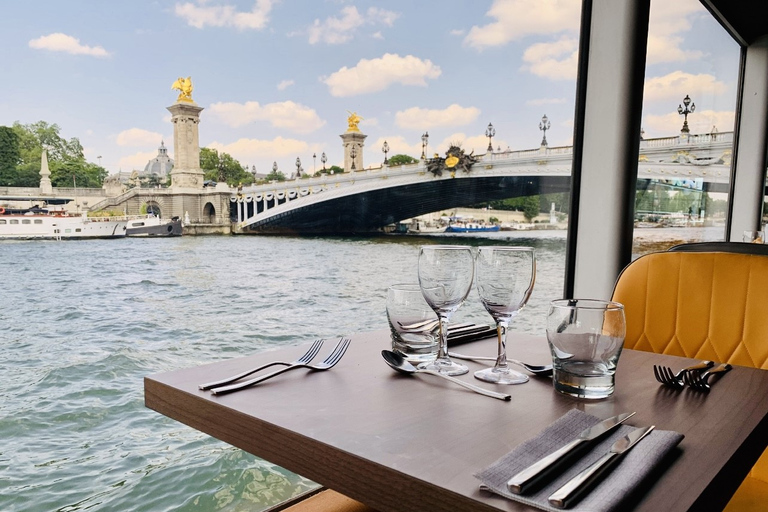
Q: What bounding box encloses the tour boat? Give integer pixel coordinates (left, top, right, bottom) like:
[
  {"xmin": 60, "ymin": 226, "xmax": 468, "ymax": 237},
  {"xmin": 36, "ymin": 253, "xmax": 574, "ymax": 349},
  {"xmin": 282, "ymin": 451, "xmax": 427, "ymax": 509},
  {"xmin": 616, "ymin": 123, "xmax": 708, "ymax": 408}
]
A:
[
  {"xmin": 0, "ymin": 207, "xmax": 127, "ymax": 240},
  {"xmin": 445, "ymin": 223, "xmax": 500, "ymax": 233},
  {"xmin": 125, "ymin": 215, "xmax": 183, "ymax": 237}
]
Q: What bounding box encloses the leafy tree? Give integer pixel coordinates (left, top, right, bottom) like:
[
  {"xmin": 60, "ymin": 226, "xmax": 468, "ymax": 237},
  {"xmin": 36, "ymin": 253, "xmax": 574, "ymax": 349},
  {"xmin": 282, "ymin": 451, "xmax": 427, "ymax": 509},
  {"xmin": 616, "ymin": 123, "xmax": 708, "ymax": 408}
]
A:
[
  {"xmin": 387, "ymin": 154, "xmax": 418, "ymax": 166},
  {"xmin": 328, "ymin": 165, "xmax": 344, "ymax": 174},
  {"xmin": 0, "ymin": 126, "xmax": 21, "ymax": 186},
  {"xmin": 50, "ymin": 160, "xmax": 107, "ymax": 188},
  {"xmin": 523, "ymin": 195, "xmax": 540, "ymax": 222},
  {"xmin": 200, "ymin": 147, "xmax": 253, "ymax": 186},
  {"xmin": 263, "ymin": 166, "xmax": 287, "ymax": 182}
]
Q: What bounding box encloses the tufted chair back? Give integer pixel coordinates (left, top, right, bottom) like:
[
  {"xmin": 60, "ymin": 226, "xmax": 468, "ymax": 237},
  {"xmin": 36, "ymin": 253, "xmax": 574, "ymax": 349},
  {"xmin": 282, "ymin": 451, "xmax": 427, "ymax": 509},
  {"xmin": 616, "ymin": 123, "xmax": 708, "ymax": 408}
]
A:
[{"xmin": 611, "ymin": 245, "xmax": 768, "ymax": 508}]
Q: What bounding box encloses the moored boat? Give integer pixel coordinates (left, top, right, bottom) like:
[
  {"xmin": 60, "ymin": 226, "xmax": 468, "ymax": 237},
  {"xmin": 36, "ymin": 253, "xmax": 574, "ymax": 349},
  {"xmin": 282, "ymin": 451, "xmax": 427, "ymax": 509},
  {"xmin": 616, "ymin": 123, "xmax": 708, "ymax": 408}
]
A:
[
  {"xmin": 407, "ymin": 220, "xmax": 447, "ymax": 234},
  {"xmin": 0, "ymin": 207, "xmax": 127, "ymax": 240},
  {"xmin": 445, "ymin": 223, "xmax": 500, "ymax": 233},
  {"xmin": 125, "ymin": 215, "xmax": 182, "ymax": 237}
]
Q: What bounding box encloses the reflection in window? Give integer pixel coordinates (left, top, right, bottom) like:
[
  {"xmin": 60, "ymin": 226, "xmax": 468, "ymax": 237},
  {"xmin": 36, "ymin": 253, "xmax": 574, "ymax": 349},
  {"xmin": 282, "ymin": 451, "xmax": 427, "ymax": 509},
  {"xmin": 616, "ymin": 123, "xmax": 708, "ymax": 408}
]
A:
[{"xmin": 633, "ymin": 0, "xmax": 740, "ymax": 258}]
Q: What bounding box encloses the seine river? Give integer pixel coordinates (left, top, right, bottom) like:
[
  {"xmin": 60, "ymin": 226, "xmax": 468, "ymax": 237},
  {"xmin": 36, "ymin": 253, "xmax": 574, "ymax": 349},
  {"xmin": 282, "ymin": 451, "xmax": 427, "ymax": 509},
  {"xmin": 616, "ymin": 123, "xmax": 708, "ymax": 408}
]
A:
[{"xmin": 0, "ymin": 226, "xmax": 721, "ymax": 511}]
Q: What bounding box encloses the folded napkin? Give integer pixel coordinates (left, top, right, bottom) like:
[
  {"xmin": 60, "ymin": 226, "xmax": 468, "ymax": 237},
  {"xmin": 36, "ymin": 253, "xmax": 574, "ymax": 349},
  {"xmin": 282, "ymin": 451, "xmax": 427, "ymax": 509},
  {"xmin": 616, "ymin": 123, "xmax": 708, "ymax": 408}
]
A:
[{"xmin": 475, "ymin": 409, "xmax": 684, "ymax": 512}]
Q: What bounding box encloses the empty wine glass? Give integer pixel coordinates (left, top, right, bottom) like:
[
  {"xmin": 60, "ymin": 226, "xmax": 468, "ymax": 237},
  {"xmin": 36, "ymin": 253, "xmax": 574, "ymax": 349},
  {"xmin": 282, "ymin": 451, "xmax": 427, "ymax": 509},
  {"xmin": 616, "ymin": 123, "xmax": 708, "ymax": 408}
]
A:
[
  {"xmin": 474, "ymin": 246, "xmax": 536, "ymax": 384},
  {"xmin": 417, "ymin": 245, "xmax": 474, "ymax": 376}
]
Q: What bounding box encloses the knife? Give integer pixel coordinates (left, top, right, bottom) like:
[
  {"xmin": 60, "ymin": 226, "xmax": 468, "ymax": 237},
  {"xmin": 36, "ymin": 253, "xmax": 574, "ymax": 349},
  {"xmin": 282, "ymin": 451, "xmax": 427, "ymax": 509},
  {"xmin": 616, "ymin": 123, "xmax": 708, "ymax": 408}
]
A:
[
  {"xmin": 506, "ymin": 412, "xmax": 636, "ymax": 494},
  {"xmin": 548, "ymin": 425, "xmax": 655, "ymax": 509}
]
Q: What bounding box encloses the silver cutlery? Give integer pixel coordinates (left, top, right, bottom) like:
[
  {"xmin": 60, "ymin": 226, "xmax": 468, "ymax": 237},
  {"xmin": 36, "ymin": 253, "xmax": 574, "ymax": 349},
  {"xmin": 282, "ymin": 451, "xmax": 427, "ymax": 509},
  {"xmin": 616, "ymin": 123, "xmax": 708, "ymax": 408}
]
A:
[
  {"xmin": 507, "ymin": 412, "xmax": 635, "ymax": 494},
  {"xmin": 199, "ymin": 339, "xmax": 324, "ymax": 390},
  {"xmin": 548, "ymin": 425, "xmax": 655, "ymax": 509},
  {"xmin": 448, "ymin": 352, "xmax": 553, "ymax": 376},
  {"xmin": 209, "ymin": 338, "xmax": 350, "ymax": 395},
  {"xmin": 683, "ymin": 362, "xmax": 732, "ymax": 391},
  {"xmin": 653, "ymin": 360, "xmax": 714, "ymax": 388},
  {"xmin": 381, "ymin": 350, "xmax": 511, "ymax": 401}
]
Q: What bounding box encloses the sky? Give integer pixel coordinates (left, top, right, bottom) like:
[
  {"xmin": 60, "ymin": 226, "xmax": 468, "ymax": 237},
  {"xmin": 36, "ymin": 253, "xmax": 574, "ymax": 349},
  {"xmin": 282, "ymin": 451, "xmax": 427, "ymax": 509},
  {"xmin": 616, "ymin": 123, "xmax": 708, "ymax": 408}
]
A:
[{"xmin": 0, "ymin": 0, "xmax": 742, "ymax": 176}]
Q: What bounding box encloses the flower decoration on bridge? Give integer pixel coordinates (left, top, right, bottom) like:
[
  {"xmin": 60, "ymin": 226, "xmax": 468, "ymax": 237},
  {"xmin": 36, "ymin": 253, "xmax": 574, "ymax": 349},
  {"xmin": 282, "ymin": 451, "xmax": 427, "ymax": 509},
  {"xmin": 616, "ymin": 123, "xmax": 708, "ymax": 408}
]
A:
[{"xmin": 426, "ymin": 144, "xmax": 478, "ymax": 176}]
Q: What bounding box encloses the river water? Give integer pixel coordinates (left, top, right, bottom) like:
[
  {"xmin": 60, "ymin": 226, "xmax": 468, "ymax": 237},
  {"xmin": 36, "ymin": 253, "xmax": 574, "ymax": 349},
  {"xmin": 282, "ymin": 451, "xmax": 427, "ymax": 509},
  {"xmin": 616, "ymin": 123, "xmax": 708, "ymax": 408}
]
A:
[{"xmin": 0, "ymin": 226, "xmax": 722, "ymax": 511}]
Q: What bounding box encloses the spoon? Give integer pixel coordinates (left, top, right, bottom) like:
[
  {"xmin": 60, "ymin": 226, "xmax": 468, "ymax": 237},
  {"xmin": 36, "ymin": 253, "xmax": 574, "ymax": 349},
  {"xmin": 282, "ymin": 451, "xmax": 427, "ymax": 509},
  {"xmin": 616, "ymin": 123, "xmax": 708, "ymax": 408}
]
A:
[
  {"xmin": 448, "ymin": 352, "xmax": 553, "ymax": 377},
  {"xmin": 381, "ymin": 350, "xmax": 511, "ymax": 401}
]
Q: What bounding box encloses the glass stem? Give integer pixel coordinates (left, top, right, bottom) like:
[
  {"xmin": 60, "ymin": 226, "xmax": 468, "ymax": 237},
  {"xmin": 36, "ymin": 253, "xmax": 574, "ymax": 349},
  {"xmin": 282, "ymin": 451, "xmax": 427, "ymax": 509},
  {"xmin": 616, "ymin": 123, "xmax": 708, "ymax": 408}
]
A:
[
  {"xmin": 495, "ymin": 320, "xmax": 509, "ymax": 371},
  {"xmin": 436, "ymin": 315, "xmax": 450, "ymax": 360}
]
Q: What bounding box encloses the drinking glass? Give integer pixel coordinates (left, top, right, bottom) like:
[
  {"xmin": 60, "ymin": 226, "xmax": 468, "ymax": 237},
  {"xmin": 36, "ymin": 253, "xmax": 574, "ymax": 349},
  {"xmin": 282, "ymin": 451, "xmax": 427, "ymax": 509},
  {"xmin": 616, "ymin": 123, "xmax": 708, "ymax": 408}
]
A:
[
  {"xmin": 546, "ymin": 299, "xmax": 626, "ymax": 399},
  {"xmin": 386, "ymin": 283, "xmax": 439, "ymax": 364},
  {"xmin": 417, "ymin": 245, "xmax": 474, "ymax": 376},
  {"xmin": 474, "ymin": 246, "xmax": 536, "ymax": 384}
]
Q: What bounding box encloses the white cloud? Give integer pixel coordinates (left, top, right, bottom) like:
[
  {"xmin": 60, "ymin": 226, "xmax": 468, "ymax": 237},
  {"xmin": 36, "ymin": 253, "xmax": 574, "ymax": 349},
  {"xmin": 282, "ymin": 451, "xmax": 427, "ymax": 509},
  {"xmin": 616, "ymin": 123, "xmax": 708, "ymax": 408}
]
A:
[
  {"xmin": 644, "ymin": 110, "xmax": 735, "ymax": 136},
  {"xmin": 464, "ymin": 0, "xmax": 580, "ymax": 50},
  {"xmin": 116, "ymin": 128, "xmax": 166, "ymax": 147},
  {"xmin": 175, "ymin": 0, "xmax": 273, "ymax": 30},
  {"xmin": 208, "ymin": 100, "xmax": 325, "ymax": 134},
  {"xmin": 435, "ymin": 133, "xmax": 507, "ymax": 155},
  {"xmin": 360, "ymin": 117, "xmax": 379, "ymax": 127},
  {"xmin": 644, "ymin": 71, "xmax": 727, "ymax": 102},
  {"xmin": 643, "ymin": 110, "xmax": 736, "ymax": 138},
  {"xmin": 277, "ymin": 79, "xmax": 294, "ymax": 90},
  {"xmin": 647, "ymin": 0, "xmax": 705, "ymax": 64},
  {"xmin": 208, "ymin": 137, "xmax": 322, "ymax": 163},
  {"xmin": 370, "ymin": 136, "xmax": 422, "ymax": 159},
  {"xmin": 526, "ymin": 97, "xmax": 567, "ymax": 106},
  {"xmin": 306, "ymin": 6, "xmax": 399, "ymax": 45},
  {"xmin": 450, "ymin": 29, "xmax": 465, "ymax": 36},
  {"xmin": 323, "ymin": 53, "xmax": 441, "ymax": 97},
  {"xmin": 395, "ymin": 104, "xmax": 480, "ymax": 131},
  {"xmin": 28, "ymin": 33, "xmax": 110, "ymax": 57},
  {"xmin": 372, "ymin": 31, "xmax": 383, "ymax": 40},
  {"xmin": 521, "ymin": 36, "xmax": 578, "ymax": 80},
  {"xmin": 118, "ymin": 150, "xmax": 157, "ymax": 171}
]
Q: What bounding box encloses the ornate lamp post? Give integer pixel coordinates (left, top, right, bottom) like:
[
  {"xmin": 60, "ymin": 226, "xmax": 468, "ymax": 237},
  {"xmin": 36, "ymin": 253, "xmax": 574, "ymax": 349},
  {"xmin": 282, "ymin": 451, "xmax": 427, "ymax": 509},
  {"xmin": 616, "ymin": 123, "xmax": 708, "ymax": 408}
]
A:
[
  {"xmin": 485, "ymin": 122, "xmax": 495, "ymax": 152},
  {"xmin": 272, "ymin": 161, "xmax": 278, "ymax": 177},
  {"xmin": 382, "ymin": 140, "xmax": 389, "ymax": 164},
  {"xmin": 678, "ymin": 94, "xmax": 695, "ymax": 133},
  {"xmin": 539, "ymin": 114, "xmax": 551, "ymax": 146},
  {"xmin": 313, "ymin": 153, "xmax": 316, "ymax": 174},
  {"xmin": 321, "ymin": 152, "xmax": 327, "ymax": 171},
  {"xmin": 350, "ymin": 145, "xmax": 357, "ymax": 170},
  {"xmin": 421, "ymin": 132, "xmax": 429, "ymax": 160},
  {"xmin": 295, "ymin": 157, "xmax": 302, "ymax": 178}
]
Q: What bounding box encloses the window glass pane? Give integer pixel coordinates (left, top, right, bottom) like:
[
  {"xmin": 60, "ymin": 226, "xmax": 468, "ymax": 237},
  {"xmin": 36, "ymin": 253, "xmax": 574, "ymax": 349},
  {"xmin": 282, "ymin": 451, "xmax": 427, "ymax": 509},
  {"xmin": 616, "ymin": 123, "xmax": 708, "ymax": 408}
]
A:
[{"xmin": 633, "ymin": 0, "xmax": 740, "ymax": 258}]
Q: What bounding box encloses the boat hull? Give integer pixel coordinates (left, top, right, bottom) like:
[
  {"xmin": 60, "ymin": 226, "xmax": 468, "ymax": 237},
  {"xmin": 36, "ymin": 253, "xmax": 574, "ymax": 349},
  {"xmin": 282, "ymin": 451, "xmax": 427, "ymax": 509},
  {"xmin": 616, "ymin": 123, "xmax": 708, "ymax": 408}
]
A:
[
  {"xmin": 0, "ymin": 215, "xmax": 127, "ymax": 240},
  {"xmin": 445, "ymin": 225, "xmax": 500, "ymax": 233},
  {"xmin": 126, "ymin": 217, "xmax": 182, "ymax": 237}
]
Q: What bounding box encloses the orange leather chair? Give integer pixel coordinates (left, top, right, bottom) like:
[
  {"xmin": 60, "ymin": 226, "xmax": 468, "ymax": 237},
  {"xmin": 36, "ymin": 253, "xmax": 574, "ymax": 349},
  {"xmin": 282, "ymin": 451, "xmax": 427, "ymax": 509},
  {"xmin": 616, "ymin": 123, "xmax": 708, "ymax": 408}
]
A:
[{"xmin": 611, "ymin": 242, "xmax": 768, "ymax": 511}]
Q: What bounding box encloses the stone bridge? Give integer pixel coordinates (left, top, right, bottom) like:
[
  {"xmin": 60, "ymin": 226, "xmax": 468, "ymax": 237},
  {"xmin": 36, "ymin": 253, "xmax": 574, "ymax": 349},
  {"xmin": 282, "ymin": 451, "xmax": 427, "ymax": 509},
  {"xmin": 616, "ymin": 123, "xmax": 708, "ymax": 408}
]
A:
[{"xmin": 231, "ymin": 132, "xmax": 733, "ymax": 234}]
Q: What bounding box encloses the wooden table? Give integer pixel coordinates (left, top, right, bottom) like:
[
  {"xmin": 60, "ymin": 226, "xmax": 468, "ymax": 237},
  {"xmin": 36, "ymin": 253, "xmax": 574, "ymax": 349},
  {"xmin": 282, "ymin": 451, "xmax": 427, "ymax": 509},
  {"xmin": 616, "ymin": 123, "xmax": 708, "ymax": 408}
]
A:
[{"xmin": 144, "ymin": 331, "xmax": 768, "ymax": 512}]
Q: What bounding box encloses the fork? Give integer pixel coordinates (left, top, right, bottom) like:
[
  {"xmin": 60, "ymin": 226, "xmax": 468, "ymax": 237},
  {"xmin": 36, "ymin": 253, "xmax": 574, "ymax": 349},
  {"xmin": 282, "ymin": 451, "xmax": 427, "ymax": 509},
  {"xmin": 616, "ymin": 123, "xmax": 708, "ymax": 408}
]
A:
[
  {"xmin": 653, "ymin": 360, "xmax": 714, "ymax": 388},
  {"xmin": 684, "ymin": 363, "xmax": 733, "ymax": 391},
  {"xmin": 209, "ymin": 338, "xmax": 351, "ymax": 395},
  {"xmin": 199, "ymin": 339, "xmax": 324, "ymax": 390}
]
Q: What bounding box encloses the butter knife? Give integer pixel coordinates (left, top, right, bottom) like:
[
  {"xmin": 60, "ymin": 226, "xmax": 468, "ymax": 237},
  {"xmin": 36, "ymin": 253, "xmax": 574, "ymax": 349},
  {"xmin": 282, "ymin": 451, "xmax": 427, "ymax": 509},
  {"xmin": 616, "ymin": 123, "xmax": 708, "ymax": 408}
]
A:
[
  {"xmin": 548, "ymin": 425, "xmax": 655, "ymax": 509},
  {"xmin": 507, "ymin": 411, "xmax": 636, "ymax": 494}
]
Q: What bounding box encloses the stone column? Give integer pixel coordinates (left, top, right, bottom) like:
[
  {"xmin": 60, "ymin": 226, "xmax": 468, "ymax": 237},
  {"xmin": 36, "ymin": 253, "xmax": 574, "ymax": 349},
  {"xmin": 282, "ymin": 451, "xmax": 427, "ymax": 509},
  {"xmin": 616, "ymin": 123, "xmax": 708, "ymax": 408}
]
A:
[
  {"xmin": 168, "ymin": 102, "xmax": 205, "ymax": 189},
  {"xmin": 340, "ymin": 132, "xmax": 367, "ymax": 173},
  {"xmin": 39, "ymin": 149, "xmax": 53, "ymax": 195}
]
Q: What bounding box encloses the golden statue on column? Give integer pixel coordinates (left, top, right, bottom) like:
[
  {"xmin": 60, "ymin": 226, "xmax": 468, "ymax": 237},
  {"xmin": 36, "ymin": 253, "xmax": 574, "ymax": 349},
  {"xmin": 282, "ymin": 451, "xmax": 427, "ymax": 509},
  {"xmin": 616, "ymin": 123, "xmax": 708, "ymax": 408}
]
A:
[
  {"xmin": 346, "ymin": 111, "xmax": 363, "ymax": 133},
  {"xmin": 172, "ymin": 77, "xmax": 195, "ymax": 103}
]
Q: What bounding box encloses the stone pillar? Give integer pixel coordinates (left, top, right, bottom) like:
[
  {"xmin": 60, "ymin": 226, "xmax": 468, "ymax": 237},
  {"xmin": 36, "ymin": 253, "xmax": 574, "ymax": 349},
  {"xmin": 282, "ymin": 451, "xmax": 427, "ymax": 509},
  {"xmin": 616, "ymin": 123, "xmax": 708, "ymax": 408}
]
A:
[
  {"xmin": 340, "ymin": 132, "xmax": 367, "ymax": 172},
  {"xmin": 39, "ymin": 149, "xmax": 52, "ymax": 195},
  {"xmin": 168, "ymin": 102, "xmax": 205, "ymax": 189}
]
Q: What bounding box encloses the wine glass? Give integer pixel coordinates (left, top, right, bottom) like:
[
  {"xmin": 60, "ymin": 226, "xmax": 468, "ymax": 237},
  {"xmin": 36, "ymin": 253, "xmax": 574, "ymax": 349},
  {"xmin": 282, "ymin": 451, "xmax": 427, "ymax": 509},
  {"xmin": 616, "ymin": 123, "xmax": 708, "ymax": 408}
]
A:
[
  {"xmin": 474, "ymin": 246, "xmax": 536, "ymax": 384},
  {"xmin": 417, "ymin": 245, "xmax": 474, "ymax": 376}
]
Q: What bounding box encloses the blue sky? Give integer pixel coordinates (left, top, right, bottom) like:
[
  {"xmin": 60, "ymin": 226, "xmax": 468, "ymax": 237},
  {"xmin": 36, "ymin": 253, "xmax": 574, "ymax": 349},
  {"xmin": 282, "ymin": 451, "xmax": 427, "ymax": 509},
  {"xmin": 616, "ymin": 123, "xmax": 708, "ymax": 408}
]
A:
[{"xmin": 0, "ymin": 0, "xmax": 741, "ymax": 175}]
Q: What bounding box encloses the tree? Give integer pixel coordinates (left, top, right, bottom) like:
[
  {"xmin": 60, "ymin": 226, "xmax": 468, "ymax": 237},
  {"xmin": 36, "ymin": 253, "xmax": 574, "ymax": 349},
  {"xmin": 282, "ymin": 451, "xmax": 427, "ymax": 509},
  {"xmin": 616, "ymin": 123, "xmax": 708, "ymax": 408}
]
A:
[
  {"xmin": 523, "ymin": 195, "xmax": 540, "ymax": 222},
  {"xmin": 387, "ymin": 154, "xmax": 418, "ymax": 166},
  {"xmin": 200, "ymin": 147, "xmax": 253, "ymax": 186},
  {"xmin": 0, "ymin": 126, "xmax": 21, "ymax": 186},
  {"xmin": 264, "ymin": 167, "xmax": 286, "ymax": 182}
]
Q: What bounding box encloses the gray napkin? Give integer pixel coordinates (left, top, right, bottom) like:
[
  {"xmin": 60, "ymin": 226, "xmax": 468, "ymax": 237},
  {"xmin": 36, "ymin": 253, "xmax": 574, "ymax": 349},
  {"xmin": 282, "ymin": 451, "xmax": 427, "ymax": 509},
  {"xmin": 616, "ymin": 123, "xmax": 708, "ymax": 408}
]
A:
[{"xmin": 474, "ymin": 409, "xmax": 684, "ymax": 512}]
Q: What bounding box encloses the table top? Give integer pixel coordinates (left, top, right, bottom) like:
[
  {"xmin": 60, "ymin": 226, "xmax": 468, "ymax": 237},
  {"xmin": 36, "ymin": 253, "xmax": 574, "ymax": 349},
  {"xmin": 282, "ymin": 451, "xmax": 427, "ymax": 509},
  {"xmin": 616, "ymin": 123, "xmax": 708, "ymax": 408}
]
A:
[{"xmin": 144, "ymin": 331, "xmax": 768, "ymax": 512}]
